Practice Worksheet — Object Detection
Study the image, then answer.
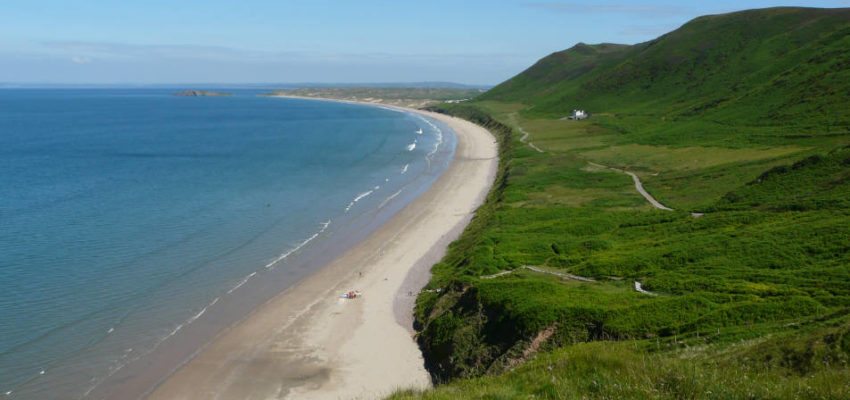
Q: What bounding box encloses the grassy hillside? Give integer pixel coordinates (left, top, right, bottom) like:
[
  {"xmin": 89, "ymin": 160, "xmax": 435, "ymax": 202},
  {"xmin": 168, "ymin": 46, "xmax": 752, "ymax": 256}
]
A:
[
  {"xmin": 395, "ymin": 7, "xmax": 850, "ymax": 400},
  {"xmin": 485, "ymin": 7, "xmax": 850, "ymax": 146}
]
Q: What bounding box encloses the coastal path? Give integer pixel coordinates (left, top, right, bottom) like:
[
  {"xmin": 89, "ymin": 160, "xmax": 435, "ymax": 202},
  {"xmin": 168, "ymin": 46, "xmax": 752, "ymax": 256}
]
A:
[
  {"xmin": 587, "ymin": 162, "xmax": 674, "ymax": 211},
  {"xmin": 508, "ymin": 113, "xmax": 545, "ymax": 153},
  {"xmin": 480, "ymin": 266, "xmax": 595, "ymax": 282}
]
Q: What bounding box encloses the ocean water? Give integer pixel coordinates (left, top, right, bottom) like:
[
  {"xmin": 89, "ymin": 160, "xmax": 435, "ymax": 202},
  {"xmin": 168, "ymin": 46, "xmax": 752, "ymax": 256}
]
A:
[{"xmin": 0, "ymin": 90, "xmax": 455, "ymax": 399}]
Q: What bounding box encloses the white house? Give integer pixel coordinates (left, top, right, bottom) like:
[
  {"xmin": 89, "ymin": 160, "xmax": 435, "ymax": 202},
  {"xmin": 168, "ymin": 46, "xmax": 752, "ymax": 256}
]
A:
[{"xmin": 570, "ymin": 109, "xmax": 588, "ymax": 120}]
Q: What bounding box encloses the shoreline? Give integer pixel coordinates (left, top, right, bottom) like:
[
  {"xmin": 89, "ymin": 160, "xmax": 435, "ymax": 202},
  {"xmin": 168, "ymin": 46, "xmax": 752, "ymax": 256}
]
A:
[{"xmin": 145, "ymin": 99, "xmax": 499, "ymax": 399}]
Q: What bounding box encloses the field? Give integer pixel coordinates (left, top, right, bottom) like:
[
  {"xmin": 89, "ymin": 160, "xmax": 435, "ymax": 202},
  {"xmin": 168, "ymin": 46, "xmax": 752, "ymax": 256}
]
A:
[
  {"xmin": 388, "ymin": 9, "xmax": 850, "ymax": 399},
  {"xmin": 395, "ymin": 8, "xmax": 850, "ymax": 399},
  {"xmin": 392, "ymin": 98, "xmax": 850, "ymax": 398}
]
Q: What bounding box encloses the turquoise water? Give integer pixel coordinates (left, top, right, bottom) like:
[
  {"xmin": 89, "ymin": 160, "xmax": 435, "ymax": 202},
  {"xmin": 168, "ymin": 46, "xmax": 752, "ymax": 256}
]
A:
[{"xmin": 0, "ymin": 90, "xmax": 455, "ymax": 398}]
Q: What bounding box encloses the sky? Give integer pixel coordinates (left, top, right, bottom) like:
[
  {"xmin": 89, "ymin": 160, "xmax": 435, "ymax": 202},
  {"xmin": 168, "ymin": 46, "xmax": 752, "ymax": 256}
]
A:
[{"xmin": 1, "ymin": 0, "xmax": 849, "ymax": 85}]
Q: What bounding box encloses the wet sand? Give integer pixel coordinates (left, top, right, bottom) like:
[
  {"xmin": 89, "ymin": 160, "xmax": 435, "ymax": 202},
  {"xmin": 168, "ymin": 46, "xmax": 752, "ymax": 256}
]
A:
[{"xmin": 146, "ymin": 104, "xmax": 498, "ymax": 400}]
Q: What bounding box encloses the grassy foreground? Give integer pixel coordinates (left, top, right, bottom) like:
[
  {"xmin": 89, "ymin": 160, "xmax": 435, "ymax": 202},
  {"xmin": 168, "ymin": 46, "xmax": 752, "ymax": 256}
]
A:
[
  {"xmin": 392, "ymin": 7, "xmax": 850, "ymax": 399},
  {"xmin": 392, "ymin": 338, "xmax": 850, "ymax": 399}
]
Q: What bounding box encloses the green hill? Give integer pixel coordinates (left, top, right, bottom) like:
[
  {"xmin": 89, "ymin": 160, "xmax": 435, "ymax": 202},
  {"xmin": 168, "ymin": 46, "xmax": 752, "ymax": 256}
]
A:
[
  {"xmin": 393, "ymin": 7, "xmax": 850, "ymax": 400},
  {"xmin": 485, "ymin": 7, "xmax": 850, "ymax": 145}
]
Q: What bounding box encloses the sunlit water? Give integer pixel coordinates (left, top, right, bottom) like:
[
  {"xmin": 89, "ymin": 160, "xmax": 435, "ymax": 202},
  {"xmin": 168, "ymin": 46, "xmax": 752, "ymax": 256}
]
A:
[{"xmin": 0, "ymin": 90, "xmax": 454, "ymax": 398}]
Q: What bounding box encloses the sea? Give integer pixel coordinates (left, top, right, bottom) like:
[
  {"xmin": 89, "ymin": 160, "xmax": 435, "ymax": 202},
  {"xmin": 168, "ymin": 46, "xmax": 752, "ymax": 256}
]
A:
[{"xmin": 0, "ymin": 89, "xmax": 455, "ymax": 399}]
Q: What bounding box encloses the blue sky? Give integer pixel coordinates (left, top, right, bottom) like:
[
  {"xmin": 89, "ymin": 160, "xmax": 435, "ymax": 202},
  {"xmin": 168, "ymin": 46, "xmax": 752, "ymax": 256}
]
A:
[{"xmin": 1, "ymin": 0, "xmax": 848, "ymax": 85}]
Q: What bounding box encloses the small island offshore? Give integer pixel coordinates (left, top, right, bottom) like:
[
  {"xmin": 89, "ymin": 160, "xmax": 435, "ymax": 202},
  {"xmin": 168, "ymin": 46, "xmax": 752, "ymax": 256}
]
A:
[{"xmin": 174, "ymin": 89, "xmax": 231, "ymax": 97}]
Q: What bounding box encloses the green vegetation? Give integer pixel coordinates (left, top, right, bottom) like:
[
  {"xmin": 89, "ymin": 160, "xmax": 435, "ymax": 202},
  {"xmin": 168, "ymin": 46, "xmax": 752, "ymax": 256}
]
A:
[
  {"xmin": 485, "ymin": 7, "xmax": 850, "ymax": 147},
  {"xmin": 394, "ymin": 7, "xmax": 850, "ymax": 399},
  {"xmin": 392, "ymin": 327, "xmax": 850, "ymax": 399}
]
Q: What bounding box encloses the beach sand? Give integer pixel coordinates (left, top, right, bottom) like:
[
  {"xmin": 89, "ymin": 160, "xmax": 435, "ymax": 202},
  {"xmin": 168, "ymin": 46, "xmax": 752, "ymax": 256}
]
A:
[{"xmin": 146, "ymin": 104, "xmax": 498, "ymax": 400}]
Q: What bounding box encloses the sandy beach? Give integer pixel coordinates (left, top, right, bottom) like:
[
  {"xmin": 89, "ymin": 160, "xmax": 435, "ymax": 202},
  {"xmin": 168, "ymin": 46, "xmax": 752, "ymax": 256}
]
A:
[{"xmin": 146, "ymin": 102, "xmax": 498, "ymax": 400}]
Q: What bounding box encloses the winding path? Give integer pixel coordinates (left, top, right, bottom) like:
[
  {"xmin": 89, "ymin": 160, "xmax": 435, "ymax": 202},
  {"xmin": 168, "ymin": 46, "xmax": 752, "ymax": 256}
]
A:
[
  {"xmin": 480, "ymin": 268, "xmax": 659, "ymax": 297},
  {"xmin": 480, "ymin": 270, "xmax": 514, "ymax": 280},
  {"xmin": 518, "ymin": 126, "xmax": 545, "ymax": 153},
  {"xmin": 634, "ymin": 281, "xmax": 657, "ymax": 296},
  {"xmin": 524, "ymin": 266, "xmax": 595, "ymax": 282},
  {"xmin": 508, "ymin": 113, "xmax": 545, "ymax": 153},
  {"xmin": 588, "ymin": 162, "xmax": 674, "ymax": 211},
  {"xmin": 480, "ymin": 266, "xmax": 595, "ymax": 282}
]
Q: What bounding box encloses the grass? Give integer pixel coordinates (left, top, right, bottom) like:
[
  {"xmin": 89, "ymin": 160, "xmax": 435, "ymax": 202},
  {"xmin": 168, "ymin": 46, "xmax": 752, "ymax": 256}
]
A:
[
  {"xmin": 578, "ymin": 144, "xmax": 805, "ymax": 174},
  {"xmin": 412, "ymin": 98, "xmax": 850, "ymax": 389},
  {"xmin": 397, "ymin": 7, "xmax": 850, "ymax": 399},
  {"xmin": 483, "ymin": 8, "xmax": 850, "ymax": 147},
  {"xmin": 390, "ymin": 336, "xmax": 850, "ymax": 400}
]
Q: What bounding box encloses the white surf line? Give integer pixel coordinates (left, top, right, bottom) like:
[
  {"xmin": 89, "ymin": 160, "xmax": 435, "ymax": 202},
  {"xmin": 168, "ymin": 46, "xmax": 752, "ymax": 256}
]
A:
[
  {"xmin": 83, "ymin": 222, "xmax": 336, "ymax": 398},
  {"xmin": 345, "ymin": 190, "xmax": 375, "ymax": 212},
  {"xmin": 634, "ymin": 281, "xmax": 657, "ymax": 296},
  {"xmin": 378, "ymin": 189, "xmax": 404, "ymax": 209},
  {"xmin": 266, "ymin": 233, "xmax": 319, "ymax": 268},
  {"xmin": 83, "ymin": 218, "xmax": 336, "ymax": 397},
  {"xmin": 415, "ymin": 115, "xmax": 445, "ymax": 164},
  {"xmin": 588, "ymin": 162, "xmax": 674, "ymax": 211},
  {"xmin": 167, "ymin": 296, "xmax": 221, "ymax": 337},
  {"xmin": 264, "ymin": 220, "xmax": 334, "ymax": 270},
  {"xmin": 227, "ymin": 272, "xmax": 257, "ymax": 294},
  {"xmin": 375, "ymin": 105, "xmax": 407, "ymax": 114},
  {"xmin": 85, "ymin": 289, "xmax": 224, "ymax": 397},
  {"xmin": 187, "ymin": 297, "xmax": 219, "ymax": 325}
]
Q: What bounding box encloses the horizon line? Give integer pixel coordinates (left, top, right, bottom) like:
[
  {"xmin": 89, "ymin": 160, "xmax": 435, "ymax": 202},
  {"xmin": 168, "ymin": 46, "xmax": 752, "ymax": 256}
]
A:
[{"xmin": 0, "ymin": 81, "xmax": 494, "ymax": 89}]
